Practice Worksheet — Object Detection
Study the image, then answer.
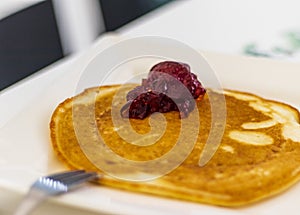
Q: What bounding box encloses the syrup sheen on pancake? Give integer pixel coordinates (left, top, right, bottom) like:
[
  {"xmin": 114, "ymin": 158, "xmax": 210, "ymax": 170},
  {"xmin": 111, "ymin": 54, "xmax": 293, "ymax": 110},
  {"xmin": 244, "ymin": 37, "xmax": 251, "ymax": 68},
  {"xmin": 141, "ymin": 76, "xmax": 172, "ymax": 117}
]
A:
[{"xmin": 50, "ymin": 84, "xmax": 300, "ymax": 207}]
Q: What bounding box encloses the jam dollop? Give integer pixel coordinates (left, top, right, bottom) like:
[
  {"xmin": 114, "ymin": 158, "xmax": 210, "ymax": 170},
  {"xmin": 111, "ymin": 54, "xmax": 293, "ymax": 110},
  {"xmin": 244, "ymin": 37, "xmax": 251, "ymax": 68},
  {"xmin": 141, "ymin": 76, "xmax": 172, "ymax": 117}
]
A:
[{"xmin": 120, "ymin": 61, "xmax": 206, "ymax": 119}]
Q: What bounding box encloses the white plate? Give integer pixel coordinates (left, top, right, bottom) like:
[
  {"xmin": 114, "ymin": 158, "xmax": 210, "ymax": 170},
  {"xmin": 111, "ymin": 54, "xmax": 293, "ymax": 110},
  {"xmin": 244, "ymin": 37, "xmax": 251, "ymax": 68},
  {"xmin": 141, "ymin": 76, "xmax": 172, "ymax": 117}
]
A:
[{"xmin": 1, "ymin": 44, "xmax": 300, "ymax": 215}]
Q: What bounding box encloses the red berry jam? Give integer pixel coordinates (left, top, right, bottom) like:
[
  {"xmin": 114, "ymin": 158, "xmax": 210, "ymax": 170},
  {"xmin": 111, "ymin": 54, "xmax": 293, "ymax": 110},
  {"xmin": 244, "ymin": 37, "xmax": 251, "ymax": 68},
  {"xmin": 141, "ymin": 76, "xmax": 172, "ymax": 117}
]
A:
[{"xmin": 120, "ymin": 61, "xmax": 206, "ymax": 119}]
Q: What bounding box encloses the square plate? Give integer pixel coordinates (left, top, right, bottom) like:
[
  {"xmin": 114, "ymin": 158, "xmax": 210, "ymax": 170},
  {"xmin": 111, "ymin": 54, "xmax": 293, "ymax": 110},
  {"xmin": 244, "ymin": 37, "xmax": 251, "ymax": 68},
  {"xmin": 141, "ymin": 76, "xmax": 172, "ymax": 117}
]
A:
[{"xmin": 1, "ymin": 40, "xmax": 300, "ymax": 215}]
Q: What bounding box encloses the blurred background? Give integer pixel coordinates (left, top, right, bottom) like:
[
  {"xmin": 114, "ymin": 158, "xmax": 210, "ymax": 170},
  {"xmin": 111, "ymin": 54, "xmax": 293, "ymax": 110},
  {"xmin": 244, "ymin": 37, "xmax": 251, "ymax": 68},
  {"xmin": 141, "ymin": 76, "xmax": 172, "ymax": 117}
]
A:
[
  {"xmin": 0, "ymin": 0, "xmax": 173, "ymax": 90},
  {"xmin": 1, "ymin": 0, "xmax": 300, "ymax": 91}
]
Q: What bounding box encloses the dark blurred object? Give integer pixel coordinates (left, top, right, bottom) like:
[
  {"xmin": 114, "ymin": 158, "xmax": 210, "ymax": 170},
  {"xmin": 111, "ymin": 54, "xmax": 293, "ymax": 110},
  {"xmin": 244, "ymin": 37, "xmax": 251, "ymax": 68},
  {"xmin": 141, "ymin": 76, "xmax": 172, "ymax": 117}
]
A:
[
  {"xmin": 99, "ymin": 0, "xmax": 173, "ymax": 31},
  {"xmin": 0, "ymin": 0, "xmax": 63, "ymax": 91},
  {"xmin": 0, "ymin": 0, "xmax": 172, "ymax": 91}
]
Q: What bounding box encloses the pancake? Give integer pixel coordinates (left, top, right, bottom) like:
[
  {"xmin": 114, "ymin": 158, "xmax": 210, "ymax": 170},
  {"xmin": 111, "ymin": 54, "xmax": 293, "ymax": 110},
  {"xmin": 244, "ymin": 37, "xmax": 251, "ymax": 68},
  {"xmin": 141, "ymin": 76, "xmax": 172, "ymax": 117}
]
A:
[{"xmin": 50, "ymin": 84, "xmax": 300, "ymax": 206}]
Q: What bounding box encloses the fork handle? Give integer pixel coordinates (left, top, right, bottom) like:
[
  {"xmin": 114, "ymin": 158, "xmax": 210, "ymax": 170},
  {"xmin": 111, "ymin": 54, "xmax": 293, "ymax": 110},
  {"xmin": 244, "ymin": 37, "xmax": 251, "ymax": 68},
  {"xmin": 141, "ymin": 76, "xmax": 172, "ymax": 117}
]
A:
[{"xmin": 13, "ymin": 189, "xmax": 48, "ymax": 215}]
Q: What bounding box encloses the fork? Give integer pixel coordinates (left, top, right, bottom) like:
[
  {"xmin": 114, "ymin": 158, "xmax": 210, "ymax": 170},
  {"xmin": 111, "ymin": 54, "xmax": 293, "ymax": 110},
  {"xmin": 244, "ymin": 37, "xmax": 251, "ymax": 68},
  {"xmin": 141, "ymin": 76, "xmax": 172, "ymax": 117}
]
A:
[{"xmin": 13, "ymin": 170, "xmax": 99, "ymax": 215}]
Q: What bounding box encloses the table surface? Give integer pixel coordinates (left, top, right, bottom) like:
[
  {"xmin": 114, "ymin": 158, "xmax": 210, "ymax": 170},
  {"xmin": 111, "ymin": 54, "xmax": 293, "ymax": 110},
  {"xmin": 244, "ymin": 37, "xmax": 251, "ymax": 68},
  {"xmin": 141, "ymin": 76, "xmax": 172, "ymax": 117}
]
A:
[{"xmin": 119, "ymin": 0, "xmax": 300, "ymax": 58}]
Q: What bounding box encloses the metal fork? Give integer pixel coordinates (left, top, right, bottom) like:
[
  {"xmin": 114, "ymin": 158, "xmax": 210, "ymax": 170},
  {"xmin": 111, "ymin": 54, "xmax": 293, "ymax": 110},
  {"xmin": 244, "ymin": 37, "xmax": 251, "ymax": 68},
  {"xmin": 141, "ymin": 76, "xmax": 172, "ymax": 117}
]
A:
[{"xmin": 13, "ymin": 170, "xmax": 99, "ymax": 215}]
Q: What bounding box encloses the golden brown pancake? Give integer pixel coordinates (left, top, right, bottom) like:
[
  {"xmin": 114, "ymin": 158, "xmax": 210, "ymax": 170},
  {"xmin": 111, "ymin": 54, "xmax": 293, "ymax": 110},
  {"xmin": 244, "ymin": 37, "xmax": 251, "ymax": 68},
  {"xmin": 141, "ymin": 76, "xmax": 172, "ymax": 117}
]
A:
[{"xmin": 50, "ymin": 84, "xmax": 300, "ymax": 207}]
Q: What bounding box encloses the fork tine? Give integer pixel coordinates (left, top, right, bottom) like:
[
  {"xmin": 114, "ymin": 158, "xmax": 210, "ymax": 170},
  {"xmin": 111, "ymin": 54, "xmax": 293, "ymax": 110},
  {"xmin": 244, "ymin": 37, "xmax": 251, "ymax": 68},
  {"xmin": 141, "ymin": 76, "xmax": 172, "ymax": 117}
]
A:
[
  {"xmin": 47, "ymin": 170, "xmax": 85, "ymax": 180},
  {"xmin": 61, "ymin": 172, "xmax": 99, "ymax": 188}
]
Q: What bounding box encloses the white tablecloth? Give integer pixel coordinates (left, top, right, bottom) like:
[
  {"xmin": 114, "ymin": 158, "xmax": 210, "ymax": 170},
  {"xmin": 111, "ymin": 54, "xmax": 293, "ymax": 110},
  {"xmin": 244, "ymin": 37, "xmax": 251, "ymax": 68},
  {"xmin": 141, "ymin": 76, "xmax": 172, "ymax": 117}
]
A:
[{"xmin": 119, "ymin": 0, "xmax": 300, "ymax": 59}]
